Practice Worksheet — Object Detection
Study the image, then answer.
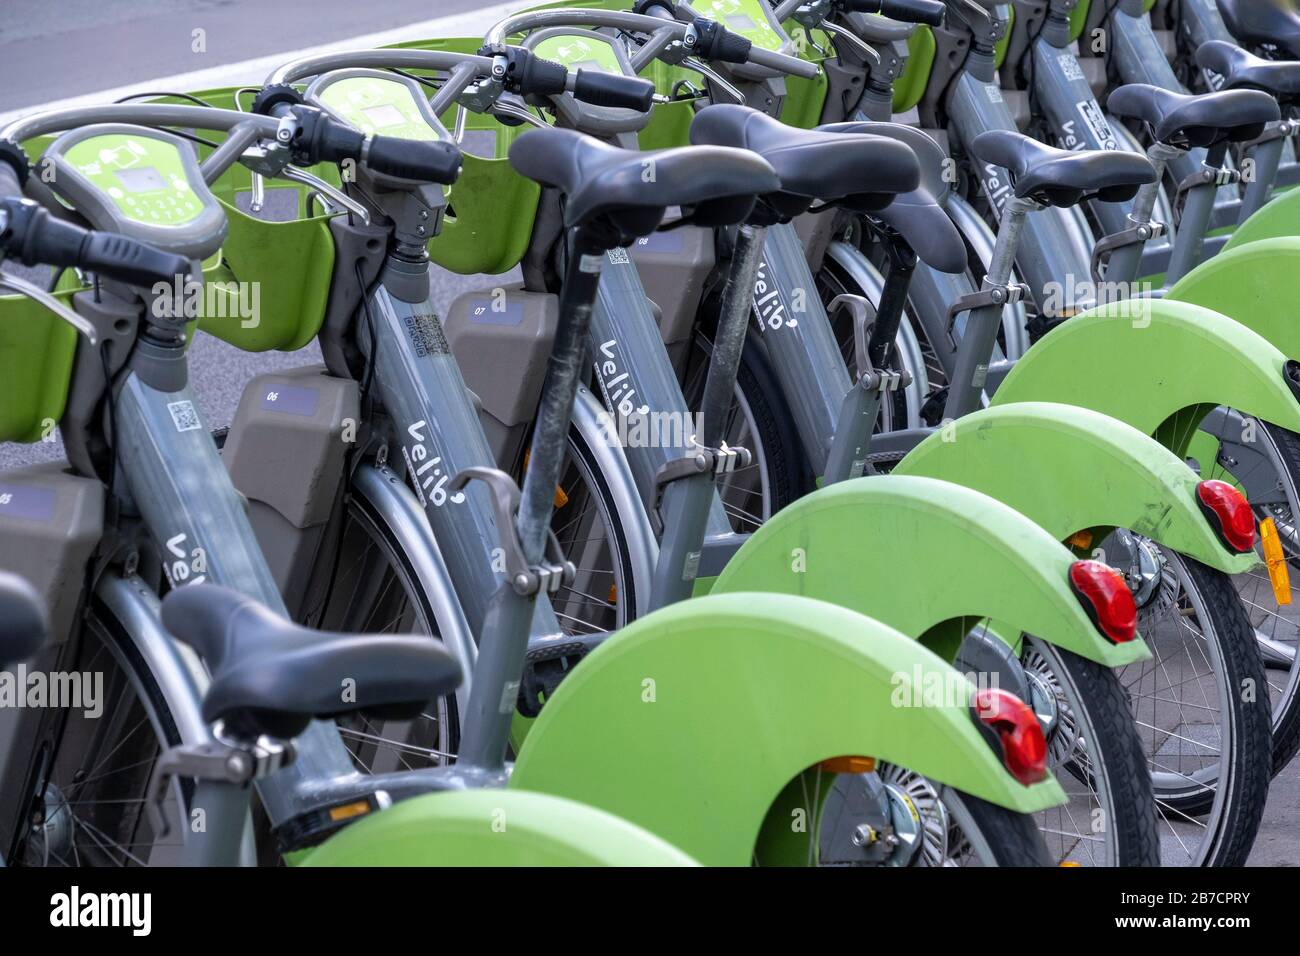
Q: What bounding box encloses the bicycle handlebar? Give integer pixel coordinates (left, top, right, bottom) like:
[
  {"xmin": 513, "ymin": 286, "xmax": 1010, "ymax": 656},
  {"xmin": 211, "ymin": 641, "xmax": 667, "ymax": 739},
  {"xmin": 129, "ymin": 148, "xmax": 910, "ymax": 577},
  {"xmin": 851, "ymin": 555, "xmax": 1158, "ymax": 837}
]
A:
[
  {"xmin": 841, "ymin": 0, "xmax": 946, "ymax": 26},
  {"xmin": 275, "ymin": 104, "xmax": 464, "ymax": 184},
  {"xmin": 571, "ymin": 69, "xmax": 658, "ymax": 110},
  {"xmin": 0, "ymin": 197, "xmax": 189, "ymax": 287},
  {"xmin": 492, "ymin": 45, "xmax": 658, "ymax": 110},
  {"xmin": 485, "ymin": 8, "xmax": 819, "ymax": 80}
]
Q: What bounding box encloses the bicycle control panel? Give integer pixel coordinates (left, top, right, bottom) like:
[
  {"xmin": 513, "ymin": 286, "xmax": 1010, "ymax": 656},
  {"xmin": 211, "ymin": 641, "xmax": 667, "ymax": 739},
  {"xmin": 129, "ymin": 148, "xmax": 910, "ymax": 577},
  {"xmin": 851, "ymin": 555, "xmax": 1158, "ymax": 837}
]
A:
[{"xmin": 43, "ymin": 124, "xmax": 227, "ymax": 259}]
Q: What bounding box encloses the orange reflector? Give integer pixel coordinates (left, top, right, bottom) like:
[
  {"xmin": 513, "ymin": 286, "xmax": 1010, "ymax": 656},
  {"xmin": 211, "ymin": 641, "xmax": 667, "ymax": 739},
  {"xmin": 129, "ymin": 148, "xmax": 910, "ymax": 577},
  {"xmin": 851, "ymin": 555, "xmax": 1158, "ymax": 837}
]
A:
[
  {"xmin": 1260, "ymin": 517, "xmax": 1292, "ymax": 606},
  {"xmin": 327, "ymin": 800, "xmax": 372, "ymax": 822},
  {"xmin": 817, "ymin": 756, "xmax": 876, "ymax": 774},
  {"xmin": 1059, "ymin": 861, "xmax": 1082, "ymax": 868},
  {"xmin": 608, "ymin": 583, "xmax": 618, "ymax": 603},
  {"xmin": 523, "ymin": 451, "xmax": 569, "ymax": 508},
  {"xmin": 1068, "ymin": 530, "xmax": 1094, "ymax": 550}
]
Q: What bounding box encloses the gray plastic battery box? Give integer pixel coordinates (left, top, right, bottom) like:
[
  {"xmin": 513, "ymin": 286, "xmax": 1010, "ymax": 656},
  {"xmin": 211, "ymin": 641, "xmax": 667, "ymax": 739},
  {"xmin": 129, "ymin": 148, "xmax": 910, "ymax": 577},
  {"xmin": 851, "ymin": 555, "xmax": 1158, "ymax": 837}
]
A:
[
  {"xmin": 0, "ymin": 461, "xmax": 103, "ymax": 646},
  {"xmin": 221, "ymin": 366, "xmax": 359, "ymax": 617},
  {"xmin": 443, "ymin": 283, "xmax": 559, "ymax": 466},
  {"xmin": 627, "ymin": 225, "xmax": 715, "ymax": 352}
]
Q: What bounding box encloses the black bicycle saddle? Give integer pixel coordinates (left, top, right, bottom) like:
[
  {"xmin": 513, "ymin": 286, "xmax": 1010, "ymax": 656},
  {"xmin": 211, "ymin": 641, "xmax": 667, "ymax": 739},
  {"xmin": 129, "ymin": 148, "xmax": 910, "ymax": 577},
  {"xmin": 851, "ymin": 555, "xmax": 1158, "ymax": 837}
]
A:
[
  {"xmin": 820, "ymin": 121, "xmax": 967, "ymax": 274},
  {"xmin": 1107, "ymin": 83, "xmax": 1279, "ymax": 149},
  {"xmin": 1217, "ymin": 0, "xmax": 1300, "ymax": 60},
  {"xmin": 689, "ymin": 104, "xmax": 920, "ymax": 219},
  {"xmin": 969, "ymin": 131, "xmax": 1156, "ymax": 208},
  {"xmin": 0, "ymin": 571, "xmax": 46, "ymax": 667},
  {"xmin": 161, "ymin": 584, "xmax": 463, "ymax": 740},
  {"xmin": 508, "ymin": 126, "xmax": 779, "ymax": 246},
  {"xmin": 1197, "ymin": 41, "xmax": 1300, "ymax": 109}
]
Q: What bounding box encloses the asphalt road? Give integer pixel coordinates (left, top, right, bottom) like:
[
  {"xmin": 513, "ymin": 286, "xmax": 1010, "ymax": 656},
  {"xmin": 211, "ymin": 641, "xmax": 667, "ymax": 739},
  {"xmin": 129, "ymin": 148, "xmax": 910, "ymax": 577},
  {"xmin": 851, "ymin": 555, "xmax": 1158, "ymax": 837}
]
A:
[
  {"xmin": 0, "ymin": 0, "xmax": 495, "ymax": 113},
  {"xmin": 1, "ymin": 0, "xmax": 1296, "ymax": 867}
]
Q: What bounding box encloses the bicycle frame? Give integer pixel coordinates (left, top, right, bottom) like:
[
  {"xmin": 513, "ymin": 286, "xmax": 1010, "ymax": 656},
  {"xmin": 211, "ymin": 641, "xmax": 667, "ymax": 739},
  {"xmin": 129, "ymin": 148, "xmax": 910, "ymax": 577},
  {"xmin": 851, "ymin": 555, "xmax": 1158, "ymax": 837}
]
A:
[{"xmin": 0, "ymin": 97, "xmax": 577, "ymax": 862}]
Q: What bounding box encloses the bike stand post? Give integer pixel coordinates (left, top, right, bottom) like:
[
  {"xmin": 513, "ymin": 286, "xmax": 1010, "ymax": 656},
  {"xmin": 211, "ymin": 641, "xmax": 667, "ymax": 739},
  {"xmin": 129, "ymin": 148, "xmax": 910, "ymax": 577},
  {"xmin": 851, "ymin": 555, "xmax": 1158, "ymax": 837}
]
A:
[
  {"xmin": 942, "ymin": 196, "xmax": 1037, "ymax": 422},
  {"xmin": 1239, "ymin": 121, "xmax": 1294, "ymax": 223},
  {"xmin": 647, "ymin": 223, "xmax": 765, "ymax": 611},
  {"xmin": 824, "ymin": 238, "xmax": 916, "ymax": 484},
  {"xmin": 1166, "ymin": 142, "xmax": 1236, "ymax": 285},
  {"xmin": 1099, "ymin": 141, "xmax": 1181, "ymax": 287},
  {"xmin": 451, "ymin": 235, "xmax": 601, "ymax": 775}
]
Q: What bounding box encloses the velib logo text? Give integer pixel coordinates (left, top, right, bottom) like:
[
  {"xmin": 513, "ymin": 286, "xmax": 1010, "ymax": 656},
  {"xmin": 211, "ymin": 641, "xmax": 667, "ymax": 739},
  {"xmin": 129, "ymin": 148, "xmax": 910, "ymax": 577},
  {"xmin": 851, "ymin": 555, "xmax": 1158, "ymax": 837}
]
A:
[
  {"xmin": 752, "ymin": 260, "xmax": 795, "ymax": 332},
  {"xmin": 50, "ymin": 886, "xmax": 151, "ymax": 936},
  {"xmin": 0, "ymin": 665, "xmax": 102, "ymax": 718}
]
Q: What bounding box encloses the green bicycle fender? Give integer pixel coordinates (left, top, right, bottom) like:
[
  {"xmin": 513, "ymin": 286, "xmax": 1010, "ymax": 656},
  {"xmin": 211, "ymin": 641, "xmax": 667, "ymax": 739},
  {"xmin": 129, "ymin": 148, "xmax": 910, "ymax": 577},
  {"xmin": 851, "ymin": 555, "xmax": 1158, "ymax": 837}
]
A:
[
  {"xmin": 993, "ymin": 299, "xmax": 1300, "ymax": 456},
  {"xmin": 1168, "ymin": 237, "xmax": 1300, "ymax": 359},
  {"xmin": 1222, "ymin": 189, "xmax": 1300, "ymax": 251},
  {"xmin": 893, "ymin": 402, "xmax": 1257, "ymax": 576},
  {"xmin": 510, "ymin": 592, "xmax": 1064, "ymax": 866},
  {"xmin": 297, "ymin": 789, "xmax": 699, "ymax": 866},
  {"xmin": 709, "ymin": 475, "xmax": 1148, "ymax": 668}
]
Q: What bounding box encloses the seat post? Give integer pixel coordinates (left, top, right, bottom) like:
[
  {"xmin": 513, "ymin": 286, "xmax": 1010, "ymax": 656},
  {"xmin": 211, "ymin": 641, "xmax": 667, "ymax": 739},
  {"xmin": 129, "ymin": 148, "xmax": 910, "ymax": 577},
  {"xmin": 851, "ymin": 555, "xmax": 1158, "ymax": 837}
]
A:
[
  {"xmin": 1105, "ymin": 141, "xmax": 1184, "ymax": 286},
  {"xmin": 517, "ymin": 233, "xmax": 605, "ymax": 563},
  {"xmin": 649, "ymin": 221, "xmax": 765, "ymax": 610},
  {"xmin": 1240, "ymin": 123, "xmax": 1292, "ymax": 223},
  {"xmin": 453, "ymin": 227, "xmax": 606, "ymax": 775},
  {"xmin": 941, "ymin": 194, "xmax": 1037, "ymax": 422},
  {"xmin": 1166, "ymin": 142, "xmax": 1233, "ymax": 285}
]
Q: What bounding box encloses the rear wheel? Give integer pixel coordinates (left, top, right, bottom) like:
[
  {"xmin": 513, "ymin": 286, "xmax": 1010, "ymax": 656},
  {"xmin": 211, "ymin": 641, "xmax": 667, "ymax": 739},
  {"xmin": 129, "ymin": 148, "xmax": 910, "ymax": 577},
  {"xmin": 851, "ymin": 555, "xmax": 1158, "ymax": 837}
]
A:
[
  {"xmin": 305, "ymin": 487, "xmax": 460, "ymax": 773},
  {"xmin": 1194, "ymin": 415, "xmax": 1300, "ymax": 775},
  {"xmin": 13, "ymin": 598, "xmax": 189, "ymax": 867},
  {"xmin": 1116, "ymin": 550, "xmax": 1272, "ymax": 867},
  {"xmin": 1020, "ymin": 638, "xmax": 1159, "ymax": 866},
  {"xmin": 757, "ymin": 764, "xmax": 1051, "ymax": 866}
]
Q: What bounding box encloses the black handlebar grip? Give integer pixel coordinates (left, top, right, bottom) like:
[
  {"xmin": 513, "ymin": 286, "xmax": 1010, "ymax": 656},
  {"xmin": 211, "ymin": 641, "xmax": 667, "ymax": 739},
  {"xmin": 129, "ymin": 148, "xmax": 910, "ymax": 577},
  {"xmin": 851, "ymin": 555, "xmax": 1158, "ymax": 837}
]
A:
[
  {"xmin": 365, "ymin": 136, "xmax": 463, "ymax": 186},
  {"xmin": 690, "ymin": 18, "xmax": 752, "ymax": 64},
  {"xmin": 512, "ymin": 52, "xmax": 569, "ymax": 97},
  {"xmin": 843, "ymin": 0, "xmax": 946, "ymax": 26},
  {"xmin": 571, "ymin": 71, "xmax": 657, "ymax": 112},
  {"xmin": 307, "ymin": 114, "xmax": 367, "ymax": 166},
  {"xmin": 77, "ymin": 231, "xmax": 191, "ymax": 288},
  {"xmin": 1, "ymin": 200, "xmax": 187, "ymax": 287},
  {"xmin": 713, "ymin": 28, "xmax": 752, "ymax": 64}
]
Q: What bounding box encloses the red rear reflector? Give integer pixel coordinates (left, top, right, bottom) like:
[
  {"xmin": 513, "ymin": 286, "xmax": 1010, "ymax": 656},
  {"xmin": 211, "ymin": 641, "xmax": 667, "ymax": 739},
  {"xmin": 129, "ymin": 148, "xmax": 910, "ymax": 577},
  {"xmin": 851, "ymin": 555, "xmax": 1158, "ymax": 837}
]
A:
[
  {"xmin": 1069, "ymin": 560, "xmax": 1137, "ymax": 643},
  {"xmin": 1197, "ymin": 479, "xmax": 1256, "ymax": 554},
  {"xmin": 971, "ymin": 688, "xmax": 1048, "ymax": 786}
]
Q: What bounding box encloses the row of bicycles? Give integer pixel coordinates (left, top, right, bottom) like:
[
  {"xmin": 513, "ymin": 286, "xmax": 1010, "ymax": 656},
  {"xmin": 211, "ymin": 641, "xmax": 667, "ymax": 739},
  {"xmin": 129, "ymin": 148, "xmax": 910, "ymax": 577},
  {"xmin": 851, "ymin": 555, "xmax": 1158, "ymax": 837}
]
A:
[{"xmin": 0, "ymin": 0, "xmax": 1299, "ymax": 867}]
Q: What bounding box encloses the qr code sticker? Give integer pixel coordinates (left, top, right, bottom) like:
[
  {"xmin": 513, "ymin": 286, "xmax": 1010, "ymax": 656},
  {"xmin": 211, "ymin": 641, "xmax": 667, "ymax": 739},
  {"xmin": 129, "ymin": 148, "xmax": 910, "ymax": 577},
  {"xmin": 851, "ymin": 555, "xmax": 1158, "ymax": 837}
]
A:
[
  {"xmin": 607, "ymin": 247, "xmax": 630, "ymax": 265},
  {"xmin": 1057, "ymin": 53, "xmax": 1085, "ymax": 83},
  {"xmin": 168, "ymin": 400, "xmax": 202, "ymax": 432},
  {"xmin": 403, "ymin": 313, "xmax": 450, "ymax": 358}
]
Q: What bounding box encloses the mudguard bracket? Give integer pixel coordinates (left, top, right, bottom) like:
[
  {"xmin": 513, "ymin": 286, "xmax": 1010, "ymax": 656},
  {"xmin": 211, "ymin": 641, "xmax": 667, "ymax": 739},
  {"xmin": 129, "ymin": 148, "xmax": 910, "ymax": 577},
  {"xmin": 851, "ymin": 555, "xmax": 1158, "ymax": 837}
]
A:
[
  {"xmin": 946, "ymin": 281, "xmax": 1030, "ymax": 347},
  {"xmin": 1092, "ymin": 218, "xmax": 1167, "ymax": 285},
  {"xmin": 145, "ymin": 732, "xmax": 294, "ymax": 836},
  {"xmin": 649, "ymin": 441, "xmax": 752, "ymax": 534},
  {"xmin": 451, "ymin": 466, "xmax": 575, "ymax": 597}
]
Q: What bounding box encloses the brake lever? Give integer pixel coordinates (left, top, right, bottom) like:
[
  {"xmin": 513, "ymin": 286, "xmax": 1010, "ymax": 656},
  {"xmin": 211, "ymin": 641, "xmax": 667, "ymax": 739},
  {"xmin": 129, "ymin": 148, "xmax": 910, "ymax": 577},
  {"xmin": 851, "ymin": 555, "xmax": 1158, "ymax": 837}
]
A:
[
  {"xmin": 490, "ymin": 100, "xmax": 552, "ymax": 130},
  {"xmin": 280, "ymin": 166, "xmax": 371, "ymax": 224},
  {"xmin": 236, "ymin": 139, "xmax": 371, "ymax": 224},
  {"xmin": 679, "ymin": 57, "xmax": 746, "ymax": 104},
  {"xmin": 819, "ymin": 20, "xmax": 883, "ymax": 68},
  {"xmin": 237, "ymin": 138, "xmax": 294, "ymax": 215},
  {"xmin": 0, "ymin": 273, "xmax": 99, "ymax": 345}
]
